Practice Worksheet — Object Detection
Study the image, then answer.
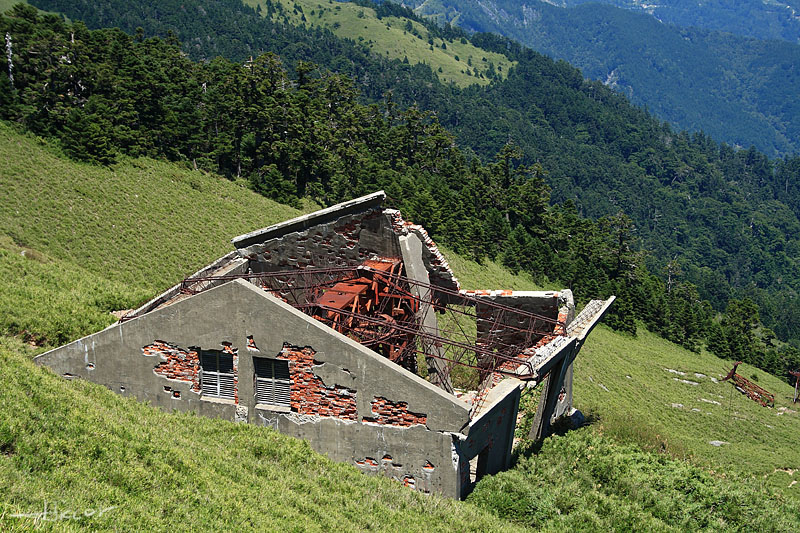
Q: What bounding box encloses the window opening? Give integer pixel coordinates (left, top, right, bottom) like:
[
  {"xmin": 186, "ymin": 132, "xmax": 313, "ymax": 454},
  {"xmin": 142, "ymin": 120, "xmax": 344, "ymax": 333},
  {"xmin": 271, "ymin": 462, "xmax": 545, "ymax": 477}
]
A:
[
  {"xmin": 254, "ymin": 357, "xmax": 291, "ymax": 407},
  {"xmin": 200, "ymin": 350, "xmax": 235, "ymax": 400}
]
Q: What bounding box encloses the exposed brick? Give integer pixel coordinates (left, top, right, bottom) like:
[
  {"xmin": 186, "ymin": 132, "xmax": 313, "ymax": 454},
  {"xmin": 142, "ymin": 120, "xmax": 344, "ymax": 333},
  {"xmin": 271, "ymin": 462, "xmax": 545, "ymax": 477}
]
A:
[
  {"xmin": 363, "ymin": 396, "xmax": 427, "ymax": 427},
  {"xmin": 277, "ymin": 343, "xmax": 357, "ymax": 421},
  {"xmin": 144, "ymin": 341, "xmax": 201, "ymax": 393}
]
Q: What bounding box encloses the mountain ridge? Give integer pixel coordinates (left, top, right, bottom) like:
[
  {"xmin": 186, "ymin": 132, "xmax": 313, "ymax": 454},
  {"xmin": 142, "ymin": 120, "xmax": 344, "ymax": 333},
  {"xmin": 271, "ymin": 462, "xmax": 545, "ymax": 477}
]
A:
[{"xmin": 406, "ymin": 0, "xmax": 800, "ymax": 158}]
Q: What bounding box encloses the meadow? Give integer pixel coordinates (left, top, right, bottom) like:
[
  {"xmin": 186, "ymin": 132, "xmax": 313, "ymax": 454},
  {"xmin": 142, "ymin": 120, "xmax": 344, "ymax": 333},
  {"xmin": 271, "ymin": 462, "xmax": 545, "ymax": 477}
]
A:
[
  {"xmin": 244, "ymin": 0, "xmax": 515, "ymax": 87},
  {"xmin": 1, "ymin": 122, "xmax": 798, "ymax": 530}
]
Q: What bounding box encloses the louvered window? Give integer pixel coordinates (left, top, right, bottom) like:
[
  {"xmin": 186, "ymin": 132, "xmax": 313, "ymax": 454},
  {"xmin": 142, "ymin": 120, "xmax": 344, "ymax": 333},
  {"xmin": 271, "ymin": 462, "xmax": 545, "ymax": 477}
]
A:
[
  {"xmin": 200, "ymin": 350, "xmax": 235, "ymax": 400},
  {"xmin": 254, "ymin": 357, "xmax": 291, "ymax": 407}
]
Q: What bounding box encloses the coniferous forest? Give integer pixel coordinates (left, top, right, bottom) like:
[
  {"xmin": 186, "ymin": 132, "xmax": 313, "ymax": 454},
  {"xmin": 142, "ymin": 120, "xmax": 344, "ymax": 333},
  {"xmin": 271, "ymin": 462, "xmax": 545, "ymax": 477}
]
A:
[{"xmin": 3, "ymin": 2, "xmax": 800, "ymax": 384}]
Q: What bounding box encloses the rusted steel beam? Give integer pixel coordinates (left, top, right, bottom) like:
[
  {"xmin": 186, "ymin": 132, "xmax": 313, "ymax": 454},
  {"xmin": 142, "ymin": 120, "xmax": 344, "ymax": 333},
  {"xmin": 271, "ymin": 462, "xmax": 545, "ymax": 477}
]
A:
[
  {"xmin": 722, "ymin": 361, "xmax": 775, "ymax": 408},
  {"xmin": 121, "ymin": 263, "xmax": 567, "ymax": 416},
  {"xmin": 312, "ymin": 304, "xmax": 535, "ymax": 376}
]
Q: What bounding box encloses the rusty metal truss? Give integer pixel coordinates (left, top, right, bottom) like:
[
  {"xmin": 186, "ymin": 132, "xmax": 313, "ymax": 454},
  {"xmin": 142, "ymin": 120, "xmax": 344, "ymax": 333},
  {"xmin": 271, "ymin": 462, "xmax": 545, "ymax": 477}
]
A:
[
  {"xmin": 174, "ymin": 262, "xmax": 564, "ymax": 399},
  {"xmin": 722, "ymin": 361, "xmax": 775, "ymax": 408}
]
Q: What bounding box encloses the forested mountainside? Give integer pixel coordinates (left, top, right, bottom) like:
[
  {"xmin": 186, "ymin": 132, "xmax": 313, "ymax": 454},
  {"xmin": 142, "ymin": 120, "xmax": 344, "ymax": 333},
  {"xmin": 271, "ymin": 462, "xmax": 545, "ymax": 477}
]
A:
[
  {"xmin": 534, "ymin": 0, "xmax": 800, "ymax": 43},
  {"xmin": 406, "ymin": 0, "xmax": 800, "ymax": 158},
  {"xmin": 2, "ymin": 121, "xmax": 799, "ymax": 528},
  {"xmin": 3, "ymin": 3, "xmax": 800, "ymax": 385}
]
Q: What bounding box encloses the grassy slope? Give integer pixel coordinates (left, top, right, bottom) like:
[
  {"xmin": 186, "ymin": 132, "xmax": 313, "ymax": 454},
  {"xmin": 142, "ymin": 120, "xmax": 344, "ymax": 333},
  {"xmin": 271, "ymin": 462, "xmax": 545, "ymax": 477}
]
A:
[
  {"xmin": 0, "ymin": 0, "xmax": 19, "ymax": 12},
  {"xmin": 244, "ymin": 0, "xmax": 514, "ymax": 87},
  {"xmin": 448, "ymin": 252, "xmax": 800, "ymax": 500},
  {"xmin": 0, "ymin": 339, "xmax": 518, "ymax": 532},
  {"xmin": 576, "ymin": 327, "xmax": 800, "ymax": 498},
  {"xmin": 0, "ymin": 124, "xmax": 519, "ymax": 531},
  {"xmin": 1, "ymin": 122, "xmax": 798, "ymax": 528},
  {"xmin": 0, "ymin": 123, "xmax": 298, "ymax": 293}
]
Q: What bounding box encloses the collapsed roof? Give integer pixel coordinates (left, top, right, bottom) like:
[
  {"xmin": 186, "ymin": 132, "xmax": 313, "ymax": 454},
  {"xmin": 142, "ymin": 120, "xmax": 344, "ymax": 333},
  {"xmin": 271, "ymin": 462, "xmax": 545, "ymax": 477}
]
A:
[{"xmin": 120, "ymin": 191, "xmax": 612, "ymax": 416}]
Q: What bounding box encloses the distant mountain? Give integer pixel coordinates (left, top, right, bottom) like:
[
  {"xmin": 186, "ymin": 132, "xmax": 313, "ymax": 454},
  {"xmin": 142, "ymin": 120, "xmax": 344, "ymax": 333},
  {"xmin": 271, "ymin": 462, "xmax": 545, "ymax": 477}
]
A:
[
  {"xmin": 552, "ymin": 0, "xmax": 800, "ymax": 43},
  {"xmin": 412, "ymin": 0, "xmax": 800, "ymax": 43},
  {"xmin": 407, "ymin": 0, "xmax": 800, "ymax": 158}
]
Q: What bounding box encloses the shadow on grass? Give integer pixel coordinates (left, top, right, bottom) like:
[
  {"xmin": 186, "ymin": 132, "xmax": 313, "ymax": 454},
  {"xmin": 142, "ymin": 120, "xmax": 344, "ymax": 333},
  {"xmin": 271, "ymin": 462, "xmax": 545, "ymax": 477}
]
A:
[{"xmin": 511, "ymin": 409, "xmax": 599, "ymax": 464}]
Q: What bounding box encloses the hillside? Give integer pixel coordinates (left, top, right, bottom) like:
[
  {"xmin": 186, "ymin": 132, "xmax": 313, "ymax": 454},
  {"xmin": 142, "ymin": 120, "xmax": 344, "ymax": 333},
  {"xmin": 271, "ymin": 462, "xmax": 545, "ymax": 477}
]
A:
[
  {"xmin": 245, "ymin": 0, "xmax": 514, "ymax": 88},
  {"xmin": 5, "ymin": 4, "xmax": 800, "ymax": 388},
  {"xmin": 548, "ymin": 0, "xmax": 800, "ymax": 43},
  {"xmin": 0, "ymin": 123, "xmax": 518, "ymax": 531},
  {"xmin": 1, "ymin": 122, "xmax": 800, "ymax": 530},
  {"xmin": 407, "ymin": 0, "xmax": 800, "ymax": 158}
]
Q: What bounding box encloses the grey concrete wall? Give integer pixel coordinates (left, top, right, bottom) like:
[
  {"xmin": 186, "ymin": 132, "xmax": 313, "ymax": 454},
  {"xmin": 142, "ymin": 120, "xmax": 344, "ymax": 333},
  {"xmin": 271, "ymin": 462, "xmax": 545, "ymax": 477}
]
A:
[
  {"xmin": 236, "ymin": 208, "xmax": 402, "ymax": 273},
  {"xmin": 232, "ymin": 191, "xmax": 386, "ymax": 249},
  {"xmin": 254, "ymin": 411, "xmax": 460, "ymax": 496},
  {"xmin": 474, "ymin": 291, "xmax": 562, "ymax": 349},
  {"xmin": 35, "ymin": 279, "xmax": 471, "ymax": 498},
  {"xmin": 455, "ymin": 379, "xmax": 521, "ymax": 497}
]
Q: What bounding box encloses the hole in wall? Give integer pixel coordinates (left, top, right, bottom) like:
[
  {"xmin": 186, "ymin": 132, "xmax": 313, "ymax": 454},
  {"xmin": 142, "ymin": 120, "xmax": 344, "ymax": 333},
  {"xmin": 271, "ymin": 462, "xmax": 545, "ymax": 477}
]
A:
[
  {"xmin": 172, "ymin": 390, "xmax": 181, "ymax": 399},
  {"xmin": 164, "ymin": 386, "xmax": 172, "ymax": 393},
  {"xmin": 246, "ymin": 335, "xmax": 259, "ymax": 352},
  {"xmin": 86, "ymin": 363, "xmax": 95, "ymax": 370},
  {"xmin": 120, "ymin": 385, "xmax": 126, "ymax": 392}
]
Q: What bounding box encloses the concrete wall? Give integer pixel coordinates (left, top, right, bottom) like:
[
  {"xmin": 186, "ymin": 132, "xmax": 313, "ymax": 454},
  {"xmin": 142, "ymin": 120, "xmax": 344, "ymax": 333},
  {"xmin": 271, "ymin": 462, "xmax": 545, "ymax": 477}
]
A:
[
  {"xmin": 237, "ymin": 207, "xmax": 403, "ymax": 274},
  {"xmin": 470, "ymin": 291, "xmax": 565, "ymax": 349},
  {"xmin": 232, "ymin": 193, "xmax": 460, "ymax": 293},
  {"xmin": 454, "ymin": 379, "xmax": 521, "ymax": 497},
  {"xmin": 36, "ymin": 279, "xmax": 489, "ymax": 498}
]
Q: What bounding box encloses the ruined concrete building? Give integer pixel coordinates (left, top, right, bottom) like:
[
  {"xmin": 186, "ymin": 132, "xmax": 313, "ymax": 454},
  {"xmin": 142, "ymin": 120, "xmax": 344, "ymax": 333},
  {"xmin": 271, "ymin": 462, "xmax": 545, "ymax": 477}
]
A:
[{"xmin": 36, "ymin": 191, "xmax": 612, "ymax": 499}]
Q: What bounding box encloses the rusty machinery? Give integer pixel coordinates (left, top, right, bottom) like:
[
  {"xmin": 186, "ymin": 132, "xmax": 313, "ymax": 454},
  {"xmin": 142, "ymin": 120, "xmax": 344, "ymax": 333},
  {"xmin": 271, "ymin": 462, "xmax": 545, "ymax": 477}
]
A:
[
  {"xmin": 722, "ymin": 361, "xmax": 775, "ymax": 408},
  {"xmin": 174, "ymin": 261, "xmax": 564, "ymax": 409}
]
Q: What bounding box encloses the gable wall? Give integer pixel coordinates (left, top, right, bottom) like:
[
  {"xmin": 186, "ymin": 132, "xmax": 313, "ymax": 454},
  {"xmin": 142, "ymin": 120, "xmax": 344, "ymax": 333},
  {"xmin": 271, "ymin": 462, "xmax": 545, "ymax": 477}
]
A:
[{"xmin": 35, "ymin": 280, "xmax": 472, "ymax": 498}]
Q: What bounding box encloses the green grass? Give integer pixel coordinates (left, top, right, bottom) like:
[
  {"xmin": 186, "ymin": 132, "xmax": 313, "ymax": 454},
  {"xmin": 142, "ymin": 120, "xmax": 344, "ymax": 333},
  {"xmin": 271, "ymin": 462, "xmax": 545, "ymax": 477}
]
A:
[
  {"xmin": 1, "ymin": 120, "xmax": 798, "ymax": 528},
  {"xmin": 0, "ymin": 337, "xmax": 520, "ymax": 532},
  {"xmin": 245, "ymin": 0, "xmax": 515, "ymax": 87},
  {"xmin": 440, "ymin": 246, "xmax": 551, "ymax": 291},
  {"xmin": 0, "ymin": 0, "xmax": 19, "ymax": 13},
  {"xmin": 0, "ymin": 122, "xmax": 298, "ymax": 295},
  {"xmin": 575, "ymin": 326, "xmax": 800, "ymax": 498},
  {"xmin": 469, "ymin": 426, "xmax": 800, "ymax": 531},
  {"xmin": 0, "ymin": 235, "xmax": 141, "ymax": 346}
]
